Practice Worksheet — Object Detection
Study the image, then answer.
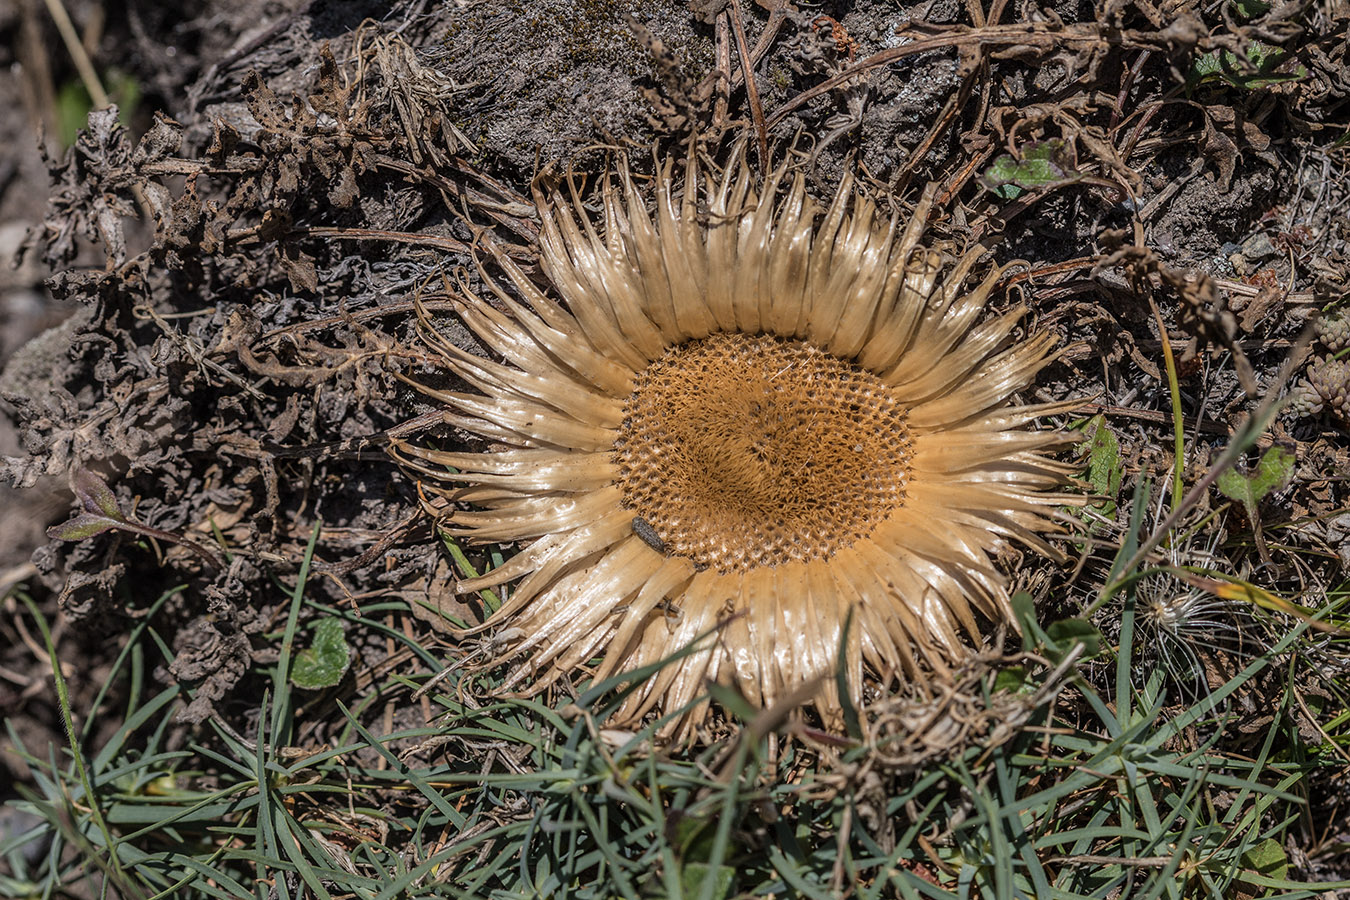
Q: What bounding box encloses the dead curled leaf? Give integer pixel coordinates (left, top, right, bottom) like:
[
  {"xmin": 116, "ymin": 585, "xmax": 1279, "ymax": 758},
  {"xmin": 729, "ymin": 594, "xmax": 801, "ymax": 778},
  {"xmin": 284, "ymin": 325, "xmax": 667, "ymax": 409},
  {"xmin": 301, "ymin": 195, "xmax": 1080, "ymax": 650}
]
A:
[{"xmin": 1197, "ymin": 102, "xmax": 1275, "ymax": 190}]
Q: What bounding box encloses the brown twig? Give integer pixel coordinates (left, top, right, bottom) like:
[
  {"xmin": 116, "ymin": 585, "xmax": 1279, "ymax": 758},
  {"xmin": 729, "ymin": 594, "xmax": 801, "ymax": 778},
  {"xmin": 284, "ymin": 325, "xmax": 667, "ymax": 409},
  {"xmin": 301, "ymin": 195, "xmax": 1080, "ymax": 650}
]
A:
[
  {"xmin": 728, "ymin": 2, "xmax": 768, "ymax": 171},
  {"xmin": 713, "ymin": 12, "xmax": 731, "ymax": 130},
  {"xmin": 937, "ymin": 147, "xmax": 996, "ymax": 205},
  {"xmin": 285, "ymin": 226, "xmax": 477, "ymax": 256},
  {"xmin": 42, "ymin": 0, "xmax": 107, "ymax": 108},
  {"xmin": 729, "ymin": 0, "xmax": 790, "ymax": 89},
  {"xmin": 1111, "ymin": 49, "xmax": 1151, "ymax": 131},
  {"xmin": 767, "ymin": 22, "xmax": 1161, "ymax": 130},
  {"xmin": 263, "ymin": 410, "xmax": 449, "ymax": 460},
  {"xmin": 313, "ymin": 510, "xmax": 425, "ymax": 576},
  {"xmin": 891, "ymin": 72, "xmax": 975, "ymax": 192}
]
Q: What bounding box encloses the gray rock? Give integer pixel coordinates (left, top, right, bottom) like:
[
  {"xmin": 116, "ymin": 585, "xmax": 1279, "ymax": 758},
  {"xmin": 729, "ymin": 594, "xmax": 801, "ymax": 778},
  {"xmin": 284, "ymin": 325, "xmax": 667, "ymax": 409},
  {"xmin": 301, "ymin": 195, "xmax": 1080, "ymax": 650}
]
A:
[{"xmin": 1240, "ymin": 231, "xmax": 1279, "ymax": 262}]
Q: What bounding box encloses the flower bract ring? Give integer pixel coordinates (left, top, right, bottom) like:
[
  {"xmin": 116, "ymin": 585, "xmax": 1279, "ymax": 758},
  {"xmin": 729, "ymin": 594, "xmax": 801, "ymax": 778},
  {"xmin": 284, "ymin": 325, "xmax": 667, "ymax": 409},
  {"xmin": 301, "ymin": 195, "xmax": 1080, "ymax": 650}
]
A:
[{"xmin": 396, "ymin": 155, "xmax": 1078, "ymax": 737}]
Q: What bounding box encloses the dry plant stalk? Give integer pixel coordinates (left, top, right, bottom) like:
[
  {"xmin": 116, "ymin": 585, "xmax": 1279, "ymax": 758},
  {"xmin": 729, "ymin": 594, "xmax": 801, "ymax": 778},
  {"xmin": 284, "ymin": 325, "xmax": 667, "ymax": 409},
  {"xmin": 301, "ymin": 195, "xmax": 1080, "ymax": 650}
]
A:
[{"xmin": 396, "ymin": 153, "xmax": 1079, "ymax": 736}]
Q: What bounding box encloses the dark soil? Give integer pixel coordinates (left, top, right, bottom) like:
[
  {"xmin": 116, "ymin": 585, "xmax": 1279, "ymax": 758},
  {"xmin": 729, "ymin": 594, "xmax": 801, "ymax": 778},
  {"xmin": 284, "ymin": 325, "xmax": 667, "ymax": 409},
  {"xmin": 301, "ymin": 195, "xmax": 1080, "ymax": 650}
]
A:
[{"xmin": 2, "ymin": 0, "xmax": 1349, "ymax": 887}]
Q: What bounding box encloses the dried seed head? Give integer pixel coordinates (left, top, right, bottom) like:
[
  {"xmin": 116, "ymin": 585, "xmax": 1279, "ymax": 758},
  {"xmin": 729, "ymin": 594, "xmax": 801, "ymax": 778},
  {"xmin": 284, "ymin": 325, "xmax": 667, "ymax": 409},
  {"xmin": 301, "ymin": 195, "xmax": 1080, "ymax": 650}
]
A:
[
  {"xmin": 400, "ymin": 154, "xmax": 1079, "ymax": 736},
  {"xmin": 615, "ymin": 333, "xmax": 913, "ymax": 573}
]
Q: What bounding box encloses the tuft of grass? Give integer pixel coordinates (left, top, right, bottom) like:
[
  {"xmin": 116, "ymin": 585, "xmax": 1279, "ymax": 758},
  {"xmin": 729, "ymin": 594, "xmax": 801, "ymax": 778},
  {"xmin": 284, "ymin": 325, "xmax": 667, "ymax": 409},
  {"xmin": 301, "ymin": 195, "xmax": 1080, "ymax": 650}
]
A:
[
  {"xmin": 7, "ymin": 496, "xmax": 1350, "ymax": 895},
  {"xmin": 5, "ymin": 506, "xmax": 1350, "ymax": 898}
]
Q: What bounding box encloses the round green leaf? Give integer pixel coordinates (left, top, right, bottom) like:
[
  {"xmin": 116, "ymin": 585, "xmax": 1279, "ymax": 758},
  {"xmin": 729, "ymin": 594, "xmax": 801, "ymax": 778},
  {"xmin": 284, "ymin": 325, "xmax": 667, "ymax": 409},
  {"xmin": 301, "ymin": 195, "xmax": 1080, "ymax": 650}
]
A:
[{"xmin": 290, "ymin": 617, "xmax": 351, "ymax": 690}]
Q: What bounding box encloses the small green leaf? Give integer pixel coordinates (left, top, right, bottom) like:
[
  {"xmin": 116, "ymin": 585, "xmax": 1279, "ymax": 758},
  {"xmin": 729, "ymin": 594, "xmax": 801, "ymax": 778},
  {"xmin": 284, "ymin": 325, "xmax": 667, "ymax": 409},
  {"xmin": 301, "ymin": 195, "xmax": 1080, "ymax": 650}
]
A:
[
  {"xmin": 290, "ymin": 618, "xmax": 351, "ymax": 689},
  {"xmin": 46, "ymin": 467, "xmax": 224, "ymax": 569},
  {"xmin": 681, "ymin": 862, "xmax": 734, "ymax": 900},
  {"xmin": 1240, "ymin": 837, "xmax": 1288, "ymax": 879},
  {"xmin": 1189, "ymin": 41, "xmax": 1305, "ymax": 90},
  {"xmin": 1083, "ymin": 415, "xmax": 1123, "ymax": 516},
  {"xmin": 73, "ymin": 469, "xmax": 128, "ymax": 522},
  {"xmin": 47, "ymin": 512, "xmax": 120, "ymax": 542},
  {"xmin": 1230, "ymin": 0, "xmax": 1271, "ymax": 18},
  {"xmin": 993, "ymin": 665, "xmax": 1031, "ymax": 693},
  {"xmin": 1216, "ymin": 446, "xmax": 1295, "ymax": 511},
  {"xmin": 671, "ymin": 811, "xmax": 715, "ymax": 858},
  {"xmin": 1045, "ymin": 618, "xmax": 1103, "ymax": 662},
  {"xmin": 48, "ymin": 470, "xmax": 131, "ymax": 542},
  {"xmin": 1012, "ymin": 592, "xmax": 1102, "ymax": 663},
  {"xmin": 982, "ymin": 139, "xmax": 1083, "ymax": 200}
]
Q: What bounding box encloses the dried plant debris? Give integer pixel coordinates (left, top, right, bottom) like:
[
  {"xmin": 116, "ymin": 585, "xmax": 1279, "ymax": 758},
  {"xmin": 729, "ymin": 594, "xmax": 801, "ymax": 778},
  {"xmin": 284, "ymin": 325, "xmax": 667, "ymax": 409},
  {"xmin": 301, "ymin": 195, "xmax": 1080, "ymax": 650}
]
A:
[{"xmin": 4, "ymin": 30, "xmax": 481, "ymax": 710}]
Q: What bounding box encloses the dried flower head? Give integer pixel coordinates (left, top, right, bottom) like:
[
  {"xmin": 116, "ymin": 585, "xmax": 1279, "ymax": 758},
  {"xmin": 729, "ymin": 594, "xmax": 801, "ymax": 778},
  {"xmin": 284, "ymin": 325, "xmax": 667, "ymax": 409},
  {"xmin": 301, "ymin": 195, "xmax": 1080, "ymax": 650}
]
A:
[
  {"xmin": 398, "ymin": 157, "xmax": 1077, "ymax": 732},
  {"xmin": 1132, "ymin": 508, "xmax": 1255, "ymax": 704}
]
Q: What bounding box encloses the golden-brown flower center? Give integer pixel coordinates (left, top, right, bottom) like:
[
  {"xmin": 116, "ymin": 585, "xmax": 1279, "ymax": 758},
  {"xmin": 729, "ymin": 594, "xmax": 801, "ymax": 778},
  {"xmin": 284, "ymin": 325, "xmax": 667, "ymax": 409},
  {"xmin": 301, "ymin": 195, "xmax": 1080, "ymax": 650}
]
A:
[{"xmin": 614, "ymin": 332, "xmax": 913, "ymax": 573}]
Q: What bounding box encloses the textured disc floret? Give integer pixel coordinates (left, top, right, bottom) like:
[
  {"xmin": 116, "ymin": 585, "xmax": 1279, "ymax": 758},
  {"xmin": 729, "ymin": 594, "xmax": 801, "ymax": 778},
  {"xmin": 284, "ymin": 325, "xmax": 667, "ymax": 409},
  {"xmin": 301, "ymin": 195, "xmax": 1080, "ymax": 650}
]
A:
[
  {"xmin": 615, "ymin": 332, "xmax": 913, "ymax": 573},
  {"xmin": 398, "ymin": 154, "xmax": 1079, "ymax": 736}
]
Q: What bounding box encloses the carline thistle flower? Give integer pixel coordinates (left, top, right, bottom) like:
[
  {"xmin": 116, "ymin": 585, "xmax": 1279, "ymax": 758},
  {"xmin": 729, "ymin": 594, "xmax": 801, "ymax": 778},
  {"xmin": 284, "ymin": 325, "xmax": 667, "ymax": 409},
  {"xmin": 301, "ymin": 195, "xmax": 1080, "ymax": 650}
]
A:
[{"xmin": 395, "ymin": 155, "xmax": 1079, "ymax": 736}]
